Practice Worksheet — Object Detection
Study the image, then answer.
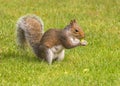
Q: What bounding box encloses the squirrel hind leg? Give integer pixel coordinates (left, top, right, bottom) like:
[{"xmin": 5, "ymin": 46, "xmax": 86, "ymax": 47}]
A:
[
  {"xmin": 16, "ymin": 27, "xmax": 26, "ymax": 48},
  {"xmin": 46, "ymin": 49, "xmax": 54, "ymax": 65},
  {"xmin": 39, "ymin": 46, "xmax": 54, "ymax": 65}
]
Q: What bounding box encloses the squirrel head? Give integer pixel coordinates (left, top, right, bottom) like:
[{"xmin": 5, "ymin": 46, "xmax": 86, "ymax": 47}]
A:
[{"xmin": 69, "ymin": 19, "xmax": 85, "ymax": 39}]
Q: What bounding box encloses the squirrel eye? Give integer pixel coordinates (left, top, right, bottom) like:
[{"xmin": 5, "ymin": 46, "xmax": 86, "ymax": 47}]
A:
[{"xmin": 75, "ymin": 29, "xmax": 78, "ymax": 32}]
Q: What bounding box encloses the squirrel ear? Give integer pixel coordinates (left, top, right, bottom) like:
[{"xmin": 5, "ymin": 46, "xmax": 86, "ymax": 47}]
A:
[
  {"xmin": 73, "ymin": 19, "xmax": 77, "ymax": 23},
  {"xmin": 70, "ymin": 19, "xmax": 77, "ymax": 25}
]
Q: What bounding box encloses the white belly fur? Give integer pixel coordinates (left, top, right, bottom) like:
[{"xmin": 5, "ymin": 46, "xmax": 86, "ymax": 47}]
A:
[{"xmin": 50, "ymin": 45, "xmax": 64, "ymax": 60}]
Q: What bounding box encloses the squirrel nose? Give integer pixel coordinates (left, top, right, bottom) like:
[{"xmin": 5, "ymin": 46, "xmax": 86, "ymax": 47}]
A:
[
  {"xmin": 80, "ymin": 33, "xmax": 85, "ymax": 39},
  {"xmin": 79, "ymin": 30, "xmax": 85, "ymax": 39}
]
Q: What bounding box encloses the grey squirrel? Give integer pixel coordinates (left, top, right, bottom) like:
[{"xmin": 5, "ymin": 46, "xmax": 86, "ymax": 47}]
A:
[{"xmin": 16, "ymin": 15, "xmax": 88, "ymax": 64}]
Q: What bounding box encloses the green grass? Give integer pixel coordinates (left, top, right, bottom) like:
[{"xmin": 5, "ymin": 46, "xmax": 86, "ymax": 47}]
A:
[{"xmin": 0, "ymin": 0, "xmax": 120, "ymax": 86}]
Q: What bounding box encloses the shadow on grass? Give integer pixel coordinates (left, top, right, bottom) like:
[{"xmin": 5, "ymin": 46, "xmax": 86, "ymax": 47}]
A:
[{"xmin": 0, "ymin": 48, "xmax": 44, "ymax": 64}]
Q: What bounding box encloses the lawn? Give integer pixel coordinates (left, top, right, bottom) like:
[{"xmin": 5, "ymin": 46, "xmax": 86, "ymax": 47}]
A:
[{"xmin": 0, "ymin": 0, "xmax": 120, "ymax": 86}]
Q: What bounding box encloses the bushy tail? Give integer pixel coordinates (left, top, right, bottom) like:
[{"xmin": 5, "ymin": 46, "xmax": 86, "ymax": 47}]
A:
[
  {"xmin": 16, "ymin": 15, "xmax": 44, "ymax": 49},
  {"xmin": 16, "ymin": 26, "xmax": 26, "ymax": 48}
]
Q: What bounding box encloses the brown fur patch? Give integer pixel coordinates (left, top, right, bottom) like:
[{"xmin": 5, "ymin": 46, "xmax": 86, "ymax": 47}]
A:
[
  {"xmin": 24, "ymin": 18, "xmax": 43, "ymax": 45},
  {"xmin": 40, "ymin": 29, "xmax": 62, "ymax": 48}
]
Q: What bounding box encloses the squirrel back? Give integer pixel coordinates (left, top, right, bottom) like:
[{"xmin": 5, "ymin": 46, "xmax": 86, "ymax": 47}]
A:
[{"xmin": 16, "ymin": 15, "xmax": 44, "ymax": 48}]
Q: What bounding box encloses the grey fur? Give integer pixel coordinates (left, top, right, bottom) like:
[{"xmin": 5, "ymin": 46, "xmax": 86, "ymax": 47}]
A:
[{"xmin": 16, "ymin": 14, "xmax": 44, "ymax": 48}]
